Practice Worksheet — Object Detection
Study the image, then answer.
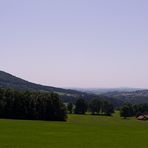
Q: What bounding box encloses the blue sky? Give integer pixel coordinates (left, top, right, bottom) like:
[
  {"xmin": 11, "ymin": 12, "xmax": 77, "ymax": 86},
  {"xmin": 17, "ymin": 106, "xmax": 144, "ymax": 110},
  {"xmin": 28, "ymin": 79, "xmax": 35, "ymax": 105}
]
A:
[{"xmin": 0, "ymin": 0, "xmax": 148, "ymax": 88}]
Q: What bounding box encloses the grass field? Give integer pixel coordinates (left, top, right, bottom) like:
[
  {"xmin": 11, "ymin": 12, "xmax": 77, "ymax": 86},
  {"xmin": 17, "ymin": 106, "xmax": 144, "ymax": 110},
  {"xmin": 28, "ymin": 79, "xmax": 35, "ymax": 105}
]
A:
[{"xmin": 0, "ymin": 113, "xmax": 148, "ymax": 148}]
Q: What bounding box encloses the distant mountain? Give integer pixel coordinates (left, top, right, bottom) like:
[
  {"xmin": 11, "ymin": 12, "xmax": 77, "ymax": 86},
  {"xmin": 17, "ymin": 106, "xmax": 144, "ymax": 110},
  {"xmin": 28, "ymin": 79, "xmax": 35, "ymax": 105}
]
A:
[
  {"xmin": 73, "ymin": 88, "xmax": 142, "ymax": 94},
  {"xmin": 71, "ymin": 87, "xmax": 148, "ymax": 105},
  {"xmin": 0, "ymin": 70, "xmax": 81, "ymax": 95},
  {"xmin": 104, "ymin": 90, "xmax": 148, "ymax": 104}
]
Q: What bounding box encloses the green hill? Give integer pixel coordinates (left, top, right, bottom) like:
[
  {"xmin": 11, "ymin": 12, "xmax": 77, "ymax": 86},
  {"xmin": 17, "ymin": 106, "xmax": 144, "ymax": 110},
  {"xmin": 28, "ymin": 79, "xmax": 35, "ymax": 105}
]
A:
[
  {"xmin": 0, "ymin": 70, "xmax": 123, "ymax": 106},
  {"xmin": 0, "ymin": 70, "xmax": 81, "ymax": 94}
]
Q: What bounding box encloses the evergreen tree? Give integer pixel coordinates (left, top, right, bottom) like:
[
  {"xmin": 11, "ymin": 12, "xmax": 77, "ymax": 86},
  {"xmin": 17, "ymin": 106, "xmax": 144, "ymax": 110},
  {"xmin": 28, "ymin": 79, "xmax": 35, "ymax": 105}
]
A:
[
  {"xmin": 67, "ymin": 103, "xmax": 73, "ymax": 114},
  {"xmin": 74, "ymin": 98, "xmax": 87, "ymax": 114},
  {"xmin": 0, "ymin": 89, "xmax": 67, "ymax": 121},
  {"xmin": 89, "ymin": 99, "xmax": 101, "ymax": 115},
  {"xmin": 101, "ymin": 100, "xmax": 114, "ymax": 116},
  {"xmin": 120, "ymin": 103, "xmax": 133, "ymax": 119}
]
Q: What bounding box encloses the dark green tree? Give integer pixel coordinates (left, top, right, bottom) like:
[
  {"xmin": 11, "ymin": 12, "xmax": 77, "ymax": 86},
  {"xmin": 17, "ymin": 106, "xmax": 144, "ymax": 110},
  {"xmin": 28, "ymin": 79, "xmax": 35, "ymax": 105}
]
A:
[
  {"xmin": 120, "ymin": 106, "xmax": 130, "ymax": 119},
  {"xmin": 89, "ymin": 99, "xmax": 101, "ymax": 115},
  {"xmin": 0, "ymin": 88, "xmax": 67, "ymax": 121},
  {"xmin": 74, "ymin": 98, "xmax": 87, "ymax": 114},
  {"xmin": 67, "ymin": 103, "xmax": 73, "ymax": 114},
  {"xmin": 120, "ymin": 103, "xmax": 133, "ymax": 119},
  {"xmin": 101, "ymin": 101, "xmax": 114, "ymax": 116}
]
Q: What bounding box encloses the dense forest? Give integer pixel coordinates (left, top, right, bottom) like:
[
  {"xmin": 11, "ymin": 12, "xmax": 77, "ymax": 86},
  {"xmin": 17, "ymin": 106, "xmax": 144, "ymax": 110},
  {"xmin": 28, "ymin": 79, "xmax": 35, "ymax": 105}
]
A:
[{"xmin": 0, "ymin": 89, "xmax": 67, "ymax": 121}]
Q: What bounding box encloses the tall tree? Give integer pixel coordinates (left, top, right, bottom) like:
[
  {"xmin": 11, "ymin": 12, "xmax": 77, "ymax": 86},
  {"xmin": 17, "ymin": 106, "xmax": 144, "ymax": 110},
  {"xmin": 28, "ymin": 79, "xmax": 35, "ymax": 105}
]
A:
[
  {"xmin": 0, "ymin": 89, "xmax": 67, "ymax": 121},
  {"xmin": 101, "ymin": 101, "xmax": 114, "ymax": 116},
  {"xmin": 67, "ymin": 103, "xmax": 73, "ymax": 114},
  {"xmin": 120, "ymin": 103, "xmax": 133, "ymax": 119},
  {"xmin": 89, "ymin": 99, "xmax": 101, "ymax": 115},
  {"xmin": 74, "ymin": 98, "xmax": 87, "ymax": 114}
]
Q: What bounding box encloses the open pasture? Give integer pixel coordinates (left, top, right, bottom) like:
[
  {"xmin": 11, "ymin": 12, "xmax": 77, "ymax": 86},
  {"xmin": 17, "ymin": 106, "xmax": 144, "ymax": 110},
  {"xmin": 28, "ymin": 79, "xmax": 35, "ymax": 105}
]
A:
[{"xmin": 0, "ymin": 114, "xmax": 147, "ymax": 148}]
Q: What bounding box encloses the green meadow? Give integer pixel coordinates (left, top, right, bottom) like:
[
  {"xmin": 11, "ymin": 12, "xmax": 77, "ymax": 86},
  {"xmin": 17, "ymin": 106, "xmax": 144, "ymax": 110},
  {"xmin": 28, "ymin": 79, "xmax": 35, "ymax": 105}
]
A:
[{"xmin": 0, "ymin": 113, "xmax": 148, "ymax": 148}]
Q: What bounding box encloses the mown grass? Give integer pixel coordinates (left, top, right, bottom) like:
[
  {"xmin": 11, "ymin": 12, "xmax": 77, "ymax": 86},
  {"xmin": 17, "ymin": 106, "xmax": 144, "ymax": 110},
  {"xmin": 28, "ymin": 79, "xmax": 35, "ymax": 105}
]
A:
[{"xmin": 0, "ymin": 113, "xmax": 148, "ymax": 148}]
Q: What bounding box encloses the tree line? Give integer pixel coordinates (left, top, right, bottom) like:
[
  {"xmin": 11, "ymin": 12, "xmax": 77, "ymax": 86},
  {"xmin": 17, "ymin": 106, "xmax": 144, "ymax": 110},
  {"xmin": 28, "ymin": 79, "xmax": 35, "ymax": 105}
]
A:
[
  {"xmin": 4, "ymin": 88, "xmax": 146, "ymax": 120},
  {"xmin": 120, "ymin": 103, "xmax": 148, "ymax": 118},
  {"xmin": 67, "ymin": 98, "xmax": 115, "ymax": 116},
  {"xmin": 0, "ymin": 89, "xmax": 67, "ymax": 121}
]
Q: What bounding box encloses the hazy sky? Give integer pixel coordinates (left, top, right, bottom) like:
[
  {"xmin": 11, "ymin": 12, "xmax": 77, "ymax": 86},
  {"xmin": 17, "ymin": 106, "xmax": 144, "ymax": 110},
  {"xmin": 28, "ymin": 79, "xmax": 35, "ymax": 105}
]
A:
[{"xmin": 0, "ymin": 0, "xmax": 148, "ymax": 88}]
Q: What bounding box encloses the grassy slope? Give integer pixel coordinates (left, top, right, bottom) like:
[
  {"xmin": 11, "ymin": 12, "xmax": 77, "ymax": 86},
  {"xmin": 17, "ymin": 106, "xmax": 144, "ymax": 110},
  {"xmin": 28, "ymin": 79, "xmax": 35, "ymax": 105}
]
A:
[{"xmin": 0, "ymin": 113, "xmax": 148, "ymax": 148}]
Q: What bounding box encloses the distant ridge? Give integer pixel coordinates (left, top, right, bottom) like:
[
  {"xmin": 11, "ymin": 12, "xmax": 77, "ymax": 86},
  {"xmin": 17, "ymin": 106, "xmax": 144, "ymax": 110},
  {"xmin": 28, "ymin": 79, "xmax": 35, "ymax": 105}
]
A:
[
  {"xmin": 72, "ymin": 87, "xmax": 142, "ymax": 94},
  {"xmin": 0, "ymin": 71, "xmax": 124, "ymax": 106},
  {"xmin": 2, "ymin": 70, "xmax": 148, "ymax": 105},
  {"xmin": 0, "ymin": 70, "xmax": 81, "ymax": 94}
]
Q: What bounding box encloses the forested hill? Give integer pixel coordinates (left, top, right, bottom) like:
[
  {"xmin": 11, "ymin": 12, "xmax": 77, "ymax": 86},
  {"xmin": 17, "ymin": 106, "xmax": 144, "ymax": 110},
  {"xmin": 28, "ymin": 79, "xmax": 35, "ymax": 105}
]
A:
[
  {"xmin": 0, "ymin": 70, "xmax": 123, "ymax": 107},
  {"xmin": 104, "ymin": 90, "xmax": 148, "ymax": 104},
  {"xmin": 0, "ymin": 70, "xmax": 81, "ymax": 95}
]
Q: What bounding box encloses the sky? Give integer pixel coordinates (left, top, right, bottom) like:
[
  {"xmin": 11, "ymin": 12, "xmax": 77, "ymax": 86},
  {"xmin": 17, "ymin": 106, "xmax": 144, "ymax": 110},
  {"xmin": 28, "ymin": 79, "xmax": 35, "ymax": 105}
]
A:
[{"xmin": 0, "ymin": 0, "xmax": 148, "ymax": 88}]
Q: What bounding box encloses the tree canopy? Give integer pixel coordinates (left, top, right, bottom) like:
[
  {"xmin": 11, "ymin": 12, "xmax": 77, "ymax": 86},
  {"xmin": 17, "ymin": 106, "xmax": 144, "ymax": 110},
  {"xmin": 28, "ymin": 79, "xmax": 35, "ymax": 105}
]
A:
[
  {"xmin": 0, "ymin": 89, "xmax": 67, "ymax": 121},
  {"xmin": 74, "ymin": 98, "xmax": 88, "ymax": 114}
]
